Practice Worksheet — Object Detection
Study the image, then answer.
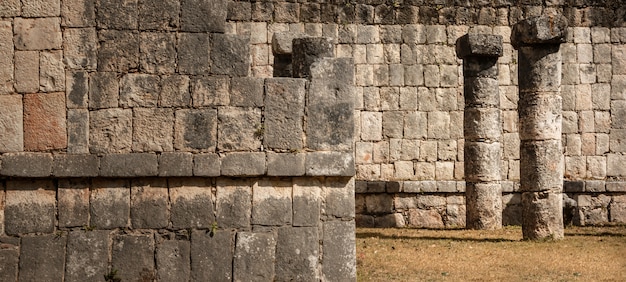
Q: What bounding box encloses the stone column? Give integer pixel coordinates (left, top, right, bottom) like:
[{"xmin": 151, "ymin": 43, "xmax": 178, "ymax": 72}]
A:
[
  {"xmin": 511, "ymin": 14, "xmax": 568, "ymax": 240},
  {"xmin": 456, "ymin": 34, "xmax": 503, "ymax": 230}
]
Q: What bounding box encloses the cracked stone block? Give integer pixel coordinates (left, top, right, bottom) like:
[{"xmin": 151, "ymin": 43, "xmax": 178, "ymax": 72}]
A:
[
  {"xmin": 264, "ymin": 78, "xmax": 306, "ymax": 150},
  {"xmin": 63, "ymin": 28, "xmax": 97, "ymax": 70},
  {"xmin": 131, "ymin": 179, "xmax": 168, "ymax": 229},
  {"xmin": 120, "ymin": 73, "xmax": 160, "ymax": 108},
  {"xmin": 5, "ymin": 180, "xmax": 56, "ymax": 234},
  {"xmin": 97, "ymin": 30, "xmax": 139, "ymax": 72},
  {"xmin": 169, "ymin": 178, "xmax": 214, "ymax": 229},
  {"xmin": 23, "ymin": 93, "xmax": 67, "ymax": 151},
  {"xmin": 322, "ymin": 221, "xmax": 356, "ymax": 281},
  {"xmin": 97, "ymin": 0, "xmax": 138, "ymax": 30},
  {"xmin": 0, "ymin": 95, "xmax": 23, "ymax": 152},
  {"xmin": 216, "ymin": 179, "xmax": 252, "ymax": 229},
  {"xmin": 181, "ymin": 0, "xmax": 227, "ymax": 32},
  {"xmin": 211, "ymin": 34, "xmax": 250, "ymax": 76},
  {"xmin": 61, "ymin": 0, "xmax": 96, "ymax": 27},
  {"xmin": 112, "ymin": 234, "xmax": 155, "ymax": 282},
  {"xmin": 217, "ymin": 107, "xmax": 261, "ymax": 151},
  {"xmin": 292, "ymin": 37, "xmax": 334, "ymax": 78},
  {"xmin": 19, "ymin": 234, "xmax": 66, "ymax": 281},
  {"xmin": 157, "ymin": 239, "xmax": 190, "ymax": 281},
  {"xmin": 65, "ymin": 230, "xmax": 109, "ymax": 282},
  {"xmin": 252, "ymin": 179, "xmax": 292, "ymax": 226},
  {"xmin": 139, "ymin": 0, "xmax": 179, "ymax": 31},
  {"xmin": 58, "ymin": 179, "xmax": 90, "ymax": 228},
  {"xmin": 89, "ymin": 72, "xmax": 119, "ymax": 109},
  {"xmin": 89, "ymin": 108, "xmax": 132, "ymax": 154},
  {"xmin": 132, "ymin": 108, "xmax": 174, "ymax": 152},
  {"xmin": 275, "ymin": 227, "xmax": 319, "ymax": 281},
  {"xmin": 191, "ymin": 229, "xmax": 234, "ymax": 281},
  {"xmin": 233, "ymin": 232, "xmax": 277, "ymax": 281},
  {"xmin": 90, "ymin": 179, "xmax": 130, "ymax": 229},
  {"xmin": 177, "ymin": 33, "xmax": 210, "ymax": 75},
  {"xmin": 174, "ymin": 109, "xmax": 217, "ymax": 152},
  {"xmin": 140, "ymin": 32, "xmax": 177, "ymax": 74},
  {"xmin": 14, "ymin": 18, "xmax": 62, "ymax": 50}
]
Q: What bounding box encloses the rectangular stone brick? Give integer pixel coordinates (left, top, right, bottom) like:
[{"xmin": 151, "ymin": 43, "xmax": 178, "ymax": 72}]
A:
[
  {"xmin": 0, "ymin": 153, "xmax": 52, "ymax": 177},
  {"xmin": 190, "ymin": 76, "xmax": 229, "ymax": 107},
  {"xmin": 159, "ymin": 152, "xmax": 193, "ymax": 177},
  {"xmin": 211, "ymin": 34, "xmax": 250, "ymax": 76},
  {"xmin": 264, "ymin": 78, "xmax": 306, "ymax": 150},
  {"xmin": 293, "ymin": 178, "xmax": 321, "ymax": 227},
  {"xmin": 89, "ymin": 72, "xmax": 119, "ymax": 109},
  {"xmin": 216, "ymin": 178, "xmax": 252, "ymax": 229},
  {"xmin": 0, "ymin": 95, "xmax": 23, "ymax": 152},
  {"xmin": 607, "ymin": 154, "xmax": 626, "ymax": 177},
  {"xmin": 65, "ymin": 230, "xmax": 109, "ymax": 282},
  {"xmin": 58, "ymin": 179, "xmax": 90, "ymax": 228},
  {"xmin": 5, "ymin": 180, "xmax": 55, "ymax": 234},
  {"xmin": 230, "ymin": 77, "xmax": 264, "ymax": 107},
  {"xmin": 89, "ymin": 108, "xmax": 132, "ymax": 154},
  {"xmin": 100, "ymin": 153, "xmax": 158, "ymax": 177},
  {"xmin": 67, "ymin": 109, "xmax": 89, "ymax": 154},
  {"xmin": 0, "ymin": 0, "xmax": 20, "ymax": 17},
  {"xmin": 361, "ymin": 111, "xmax": 383, "ymax": 141},
  {"xmin": 132, "ymin": 108, "xmax": 174, "ymax": 152},
  {"xmin": 120, "ymin": 73, "xmax": 160, "ymax": 107},
  {"xmin": 130, "ymin": 179, "xmax": 168, "ymax": 229},
  {"xmin": 174, "ymin": 109, "xmax": 217, "ymax": 152},
  {"xmin": 177, "ymin": 33, "xmax": 210, "ymax": 75},
  {"xmin": 112, "ymin": 234, "xmax": 155, "ymax": 282},
  {"xmin": 221, "ymin": 152, "xmax": 266, "ymax": 176},
  {"xmin": 181, "ymin": 0, "xmax": 227, "ymax": 32},
  {"xmin": 14, "ymin": 51, "xmax": 38, "ymax": 93},
  {"xmin": 14, "ymin": 18, "xmax": 62, "ymax": 50},
  {"xmin": 193, "ymin": 153, "xmax": 220, "ymax": 177},
  {"xmin": 139, "ymin": 0, "xmax": 179, "ymax": 31},
  {"xmin": 323, "ymin": 178, "xmax": 355, "ymax": 219},
  {"xmin": 97, "ymin": 30, "xmax": 139, "ymax": 72},
  {"xmin": 191, "ymin": 229, "xmax": 234, "ymax": 282},
  {"xmin": 267, "ymin": 152, "xmax": 305, "ymax": 176},
  {"xmin": 23, "ymin": 92, "xmax": 66, "ymax": 150},
  {"xmin": 19, "ymin": 235, "xmax": 66, "ymax": 281},
  {"xmin": 66, "ymin": 71, "xmax": 88, "ymax": 108},
  {"xmin": 252, "ymin": 179, "xmax": 292, "ymax": 226},
  {"xmin": 53, "ymin": 154, "xmax": 99, "ymax": 177},
  {"xmin": 64, "ymin": 28, "xmax": 97, "ymax": 70},
  {"xmin": 61, "ymin": 0, "xmax": 96, "ymax": 27},
  {"xmin": 90, "ymin": 179, "xmax": 130, "ymax": 229},
  {"xmin": 428, "ymin": 111, "xmax": 451, "ymax": 139},
  {"xmin": 606, "ymin": 182, "xmax": 626, "ymax": 192},
  {"xmin": 97, "ymin": 0, "xmax": 138, "ymax": 29},
  {"xmin": 0, "ymin": 247, "xmax": 18, "ymax": 282},
  {"xmin": 322, "ymin": 221, "xmax": 356, "ymax": 281},
  {"xmin": 169, "ymin": 178, "xmax": 214, "ymax": 229},
  {"xmin": 218, "ymin": 107, "xmax": 261, "ymax": 151},
  {"xmin": 140, "ymin": 32, "xmax": 177, "ymax": 74},
  {"xmin": 0, "ymin": 21, "xmax": 12, "ymax": 94},
  {"xmin": 234, "ymin": 232, "xmax": 276, "ymax": 281},
  {"xmin": 306, "ymin": 152, "xmax": 355, "ymax": 176},
  {"xmin": 157, "ymin": 239, "xmax": 190, "ymax": 281},
  {"xmin": 159, "ymin": 75, "xmax": 190, "ymax": 107}
]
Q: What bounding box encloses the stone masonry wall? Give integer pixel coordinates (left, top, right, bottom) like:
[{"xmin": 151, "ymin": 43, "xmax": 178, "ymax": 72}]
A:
[{"xmin": 222, "ymin": 0, "xmax": 626, "ymax": 228}]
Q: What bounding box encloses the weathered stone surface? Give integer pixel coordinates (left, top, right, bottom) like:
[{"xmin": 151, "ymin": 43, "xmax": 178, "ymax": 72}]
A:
[
  {"xmin": 324, "ymin": 178, "xmax": 356, "ymax": 219},
  {"xmin": 132, "ymin": 108, "xmax": 174, "ymax": 152},
  {"xmin": 89, "ymin": 72, "xmax": 119, "ymax": 109},
  {"xmin": 191, "ymin": 229, "xmax": 234, "ymax": 282},
  {"xmin": 271, "ymin": 32, "xmax": 306, "ymax": 55},
  {"xmin": 157, "ymin": 239, "xmax": 190, "ymax": 281},
  {"xmin": 5, "ymin": 180, "xmax": 55, "ymax": 234},
  {"xmin": 160, "ymin": 75, "xmax": 191, "ymax": 107},
  {"xmin": 90, "ymin": 179, "xmax": 130, "ymax": 229},
  {"xmin": 63, "ymin": 28, "xmax": 97, "ymax": 70},
  {"xmin": 175, "ymin": 109, "xmax": 217, "ymax": 152},
  {"xmin": 227, "ymin": 1, "xmax": 251, "ymax": 21},
  {"xmin": 193, "ymin": 153, "xmax": 220, "ymax": 177},
  {"xmin": 306, "ymin": 152, "xmax": 355, "ymax": 176},
  {"xmin": 216, "ymin": 179, "xmax": 252, "ymax": 229},
  {"xmin": 53, "ymin": 154, "xmax": 99, "ymax": 177},
  {"xmin": 100, "ymin": 153, "xmax": 158, "ymax": 177},
  {"xmin": 159, "ymin": 152, "xmax": 193, "ymax": 176},
  {"xmin": 66, "ymin": 71, "xmax": 89, "ymax": 109},
  {"xmin": 211, "ymin": 34, "xmax": 250, "ymax": 76},
  {"xmin": 177, "ymin": 33, "xmax": 210, "ymax": 75},
  {"xmin": 61, "ymin": 0, "xmax": 96, "ymax": 27},
  {"xmin": 521, "ymin": 191, "xmax": 564, "ymax": 240},
  {"xmin": 0, "ymin": 248, "xmax": 18, "ymax": 282},
  {"xmin": 221, "ymin": 152, "xmax": 266, "ymax": 176},
  {"xmin": 518, "ymin": 93, "xmax": 562, "ymax": 140},
  {"xmin": 464, "ymin": 142, "xmax": 501, "ymax": 182},
  {"xmin": 464, "ymin": 108, "xmax": 502, "ymax": 141},
  {"xmin": 456, "ymin": 33, "xmax": 503, "ymax": 58},
  {"xmin": 89, "ymin": 108, "xmax": 132, "ymax": 154},
  {"xmin": 264, "ymin": 78, "xmax": 306, "ymax": 149},
  {"xmin": 97, "ymin": 0, "xmax": 137, "ymax": 29},
  {"xmin": 139, "ymin": 0, "xmax": 179, "ymax": 31},
  {"xmin": 14, "ymin": 51, "xmax": 39, "ymax": 93},
  {"xmin": 322, "ymin": 221, "xmax": 356, "ymax": 281},
  {"xmin": 120, "ymin": 73, "xmax": 160, "ymax": 107},
  {"xmin": 230, "ymin": 77, "xmax": 264, "ymax": 107},
  {"xmin": 218, "ymin": 107, "xmax": 261, "ymax": 151},
  {"xmin": 307, "ymin": 58, "xmax": 355, "ymax": 151},
  {"xmin": 131, "ymin": 179, "xmax": 168, "ymax": 228},
  {"xmin": 0, "ymin": 21, "xmax": 12, "ymax": 94},
  {"xmin": 58, "ymin": 179, "xmax": 90, "ymax": 228},
  {"xmin": 97, "ymin": 30, "xmax": 139, "ymax": 72},
  {"xmin": 520, "ymin": 140, "xmax": 564, "ymax": 192},
  {"xmin": 462, "ymin": 57, "xmax": 499, "ymax": 78},
  {"xmin": 464, "ymin": 77, "xmax": 500, "ymax": 107},
  {"xmin": 252, "ymin": 180, "xmax": 292, "ymax": 226},
  {"xmin": 0, "ymin": 0, "xmax": 20, "ymax": 17},
  {"xmin": 169, "ymin": 178, "xmax": 214, "ymax": 229},
  {"xmin": 23, "ymin": 93, "xmax": 67, "ymax": 151},
  {"xmin": 0, "ymin": 153, "xmax": 52, "ymax": 177},
  {"xmin": 517, "ymin": 46, "xmax": 562, "ymax": 92},
  {"xmin": 14, "ymin": 18, "xmax": 62, "ymax": 50},
  {"xmin": 64, "ymin": 111, "xmax": 87, "ymax": 155},
  {"xmin": 19, "ymin": 235, "xmax": 66, "ymax": 281},
  {"xmin": 293, "ymin": 178, "xmax": 321, "ymax": 227},
  {"xmin": 267, "ymin": 152, "xmax": 306, "ymax": 176},
  {"xmin": 466, "ymin": 182, "xmax": 502, "ymax": 230},
  {"xmin": 65, "ymin": 230, "xmax": 109, "ymax": 282},
  {"xmin": 112, "ymin": 234, "xmax": 155, "ymax": 282},
  {"xmin": 0, "ymin": 95, "xmax": 23, "ymax": 152},
  {"xmin": 408, "ymin": 208, "xmax": 445, "ymax": 228},
  {"xmin": 191, "ymin": 75, "xmax": 229, "ymax": 106},
  {"xmin": 511, "ymin": 14, "xmax": 568, "ymax": 48},
  {"xmin": 275, "ymin": 227, "xmax": 319, "ymax": 281},
  {"xmin": 234, "ymin": 232, "xmax": 277, "ymax": 281},
  {"xmin": 181, "ymin": 0, "xmax": 227, "ymax": 32},
  {"xmin": 292, "ymin": 37, "xmax": 334, "ymax": 78},
  {"xmin": 140, "ymin": 32, "xmax": 177, "ymax": 74}
]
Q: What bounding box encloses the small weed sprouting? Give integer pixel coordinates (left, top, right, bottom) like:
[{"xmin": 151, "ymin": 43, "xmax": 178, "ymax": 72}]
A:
[
  {"xmin": 209, "ymin": 221, "xmax": 218, "ymax": 238},
  {"xmin": 104, "ymin": 269, "xmax": 121, "ymax": 282},
  {"xmin": 254, "ymin": 124, "xmax": 265, "ymax": 139},
  {"xmin": 84, "ymin": 225, "xmax": 96, "ymax": 231}
]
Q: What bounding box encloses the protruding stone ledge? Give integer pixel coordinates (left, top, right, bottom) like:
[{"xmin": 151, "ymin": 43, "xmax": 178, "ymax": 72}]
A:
[
  {"xmin": 100, "ymin": 153, "xmax": 158, "ymax": 177},
  {"xmin": 305, "ymin": 152, "xmax": 355, "ymax": 177},
  {"xmin": 159, "ymin": 152, "xmax": 193, "ymax": 177},
  {"xmin": 53, "ymin": 154, "xmax": 99, "ymax": 177},
  {"xmin": 0, "ymin": 153, "xmax": 53, "ymax": 177},
  {"xmin": 456, "ymin": 34, "xmax": 503, "ymax": 58},
  {"xmin": 511, "ymin": 14, "xmax": 568, "ymax": 48},
  {"xmin": 221, "ymin": 152, "xmax": 266, "ymax": 176}
]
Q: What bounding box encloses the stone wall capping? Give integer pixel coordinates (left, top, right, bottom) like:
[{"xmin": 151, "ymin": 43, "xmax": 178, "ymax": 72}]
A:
[
  {"xmin": 0, "ymin": 152, "xmax": 53, "ymax": 177},
  {"xmin": 53, "ymin": 154, "xmax": 99, "ymax": 177},
  {"xmin": 158, "ymin": 152, "xmax": 193, "ymax": 177},
  {"xmin": 100, "ymin": 153, "xmax": 158, "ymax": 177},
  {"xmin": 221, "ymin": 152, "xmax": 266, "ymax": 176},
  {"xmin": 456, "ymin": 34, "xmax": 503, "ymax": 58},
  {"xmin": 306, "ymin": 151, "xmax": 355, "ymax": 177},
  {"xmin": 511, "ymin": 14, "xmax": 568, "ymax": 48}
]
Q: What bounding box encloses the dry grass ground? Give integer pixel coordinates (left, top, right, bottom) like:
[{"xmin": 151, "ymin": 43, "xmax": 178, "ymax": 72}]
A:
[{"xmin": 356, "ymin": 225, "xmax": 626, "ymax": 281}]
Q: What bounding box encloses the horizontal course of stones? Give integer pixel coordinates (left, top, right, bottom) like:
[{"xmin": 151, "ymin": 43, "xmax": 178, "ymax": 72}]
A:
[{"xmin": 0, "ymin": 177, "xmax": 355, "ymax": 281}]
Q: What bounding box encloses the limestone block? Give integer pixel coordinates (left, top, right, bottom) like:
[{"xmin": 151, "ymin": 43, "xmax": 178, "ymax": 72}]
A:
[
  {"xmin": 169, "ymin": 178, "xmax": 214, "ymax": 229},
  {"xmin": 291, "ymin": 37, "xmax": 334, "ymax": 78},
  {"xmin": 23, "ymin": 93, "xmax": 67, "ymax": 151},
  {"xmin": 191, "ymin": 76, "xmax": 229, "ymax": 106},
  {"xmin": 427, "ymin": 111, "xmax": 451, "ymax": 139},
  {"xmin": 0, "ymin": 95, "xmax": 23, "ymax": 152},
  {"xmin": 511, "ymin": 14, "xmax": 567, "ymax": 48},
  {"xmin": 456, "ymin": 34, "xmax": 503, "ymax": 58},
  {"xmin": 99, "ymin": 153, "xmax": 158, "ymax": 177},
  {"xmin": 0, "ymin": 21, "xmax": 12, "ymax": 94},
  {"xmin": 89, "ymin": 108, "xmax": 131, "ymax": 154},
  {"xmin": 19, "ymin": 235, "xmax": 66, "ymax": 281},
  {"xmin": 503, "ymin": 132, "xmax": 520, "ymax": 160},
  {"xmin": 380, "ymin": 87, "xmax": 399, "ymax": 110},
  {"xmin": 521, "ymin": 191, "xmax": 564, "ymax": 240},
  {"xmin": 464, "ymin": 77, "xmax": 500, "ymax": 107},
  {"xmin": 228, "ymin": 1, "xmax": 251, "ymax": 21},
  {"xmin": 130, "ymin": 179, "xmax": 168, "ymax": 228},
  {"xmin": 233, "ymin": 232, "xmax": 276, "ymax": 281},
  {"xmin": 193, "ymin": 153, "xmax": 220, "ymax": 177},
  {"xmin": 221, "ymin": 152, "xmax": 266, "ymax": 176},
  {"xmin": 306, "ymin": 152, "xmax": 355, "ymax": 176},
  {"xmin": 120, "ymin": 73, "xmax": 160, "ymax": 107},
  {"xmin": 97, "ymin": 0, "xmax": 137, "ymax": 29},
  {"xmin": 159, "ymin": 152, "xmax": 193, "ymax": 177},
  {"xmin": 613, "ymin": 45, "xmax": 626, "ymax": 75},
  {"xmin": 217, "ymin": 107, "xmax": 261, "ymax": 151},
  {"xmin": 518, "ymin": 93, "xmax": 562, "ymax": 140},
  {"xmin": 267, "ymin": 152, "xmax": 305, "ymax": 176},
  {"xmin": 230, "ymin": 77, "xmax": 264, "ymax": 107},
  {"xmin": 612, "ymin": 75, "xmax": 626, "ymax": 100},
  {"xmin": 66, "ymin": 71, "xmax": 88, "ymax": 109},
  {"xmin": 90, "ymin": 179, "xmax": 130, "ymax": 229},
  {"xmin": 211, "ymin": 34, "xmax": 250, "ymax": 76},
  {"xmin": 565, "ymin": 155, "xmax": 586, "ymax": 180},
  {"xmin": 361, "ymin": 111, "xmax": 382, "ymax": 141},
  {"xmin": 140, "ymin": 32, "xmax": 176, "ymax": 74},
  {"xmin": 5, "ymin": 180, "xmax": 55, "ymax": 234},
  {"xmin": 14, "ymin": 18, "xmax": 62, "ymax": 50},
  {"xmin": 404, "ymin": 112, "xmax": 427, "ymax": 139},
  {"xmin": 0, "ymin": 0, "xmax": 20, "ymax": 17},
  {"xmin": 322, "ymin": 221, "xmax": 356, "ymax": 281},
  {"xmin": 275, "ymin": 227, "xmax": 319, "ymax": 281},
  {"xmin": 177, "ymin": 33, "xmax": 210, "ymax": 75},
  {"xmin": 252, "ymin": 180, "xmax": 292, "ymax": 226},
  {"xmin": 132, "ymin": 108, "xmax": 174, "ymax": 152},
  {"xmin": 606, "ymin": 182, "xmax": 626, "ymax": 192},
  {"xmin": 156, "ymin": 239, "xmax": 190, "ymax": 281},
  {"xmin": 181, "ymin": 0, "xmax": 227, "ymax": 32},
  {"xmin": 0, "ymin": 153, "xmax": 52, "ymax": 177},
  {"xmin": 112, "ymin": 234, "xmax": 155, "ymax": 282},
  {"xmin": 14, "ymin": 51, "xmax": 39, "ymax": 93},
  {"xmin": 355, "ymin": 64, "xmax": 373, "ymax": 86},
  {"xmin": 264, "ymin": 78, "xmax": 306, "ymax": 149},
  {"xmin": 64, "ymin": 230, "xmax": 109, "ymax": 282},
  {"xmin": 611, "ymin": 100, "xmax": 626, "ymax": 129},
  {"xmin": 57, "ymin": 179, "xmax": 90, "ymax": 228},
  {"xmin": 61, "ymin": 0, "xmax": 95, "ymax": 26},
  {"xmin": 435, "ymin": 161, "xmax": 455, "ymax": 180},
  {"xmin": 464, "ymin": 108, "xmax": 502, "ymax": 141},
  {"xmin": 293, "ymin": 178, "xmax": 321, "ymax": 226},
  {"xmin": 382, "ymin": 111, "xmax": 404, "ymax": 138},
  {"xmin": 39, "ymin": 51, "xmax": 65, "ymax": 92},
  {"xmin": 216, "ymin": 179, "xmax": 252, "ymax": 229},
  {"xmin": 64, "ymin": 28, "xmax": 97, "ymax": 70},
  {"xmin": 607, "ymin": 154, "xmax": 626, "ymax": 177},
  {"xmin": 159, "ymin": 75, "xmax": 190, "ymax": 107},
  {"xmin": 465, "ymin": 182, "xmax": 503, "ymax": 230},
  {"xmin": 98, "ymin": 30, "xmax": 139, "ymax": 72},
  {"xmin": 423, "ymin": 65, "xmax": 440, "ymax": 87},
  {"xmin": 394, "ymin": 161, "xmax": 414, "ymax": 180},
  {"xmin": 408, "ymin": 208, "xmax": 444, "ymax": 228},
  {"xmin": 89, "ymin": 72, "xmax": 118, "ymax": 109},
  {"xmin": 400, "ymin": 139, "xmax": 419, "ymax": 161},
  {"xmin": 191, "ymin": 229, "xmax": 234, "ymax": 281},
  {"xmin": 53, "ymin": 154, "xmax": 99, "ymax": 177},
  {"xmin": 139, "ymin": 0, "xmax": 179, "ymax": 31},
  {"xmin": 517, "ymin": 46, "xmax": 562, "ymax": 93},
  {"xmin": 520, "ymin": 140, "xmax": 564, "ymax": 192}
]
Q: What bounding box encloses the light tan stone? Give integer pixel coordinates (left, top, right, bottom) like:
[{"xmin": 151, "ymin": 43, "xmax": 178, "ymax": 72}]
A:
[
  {"xmin": 14, "ymin": 18, "xmax": 62, "ymax": 50},
  {"xmin": 0, "ymin": 95, "xmax": 24, "ymax": 152}
]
